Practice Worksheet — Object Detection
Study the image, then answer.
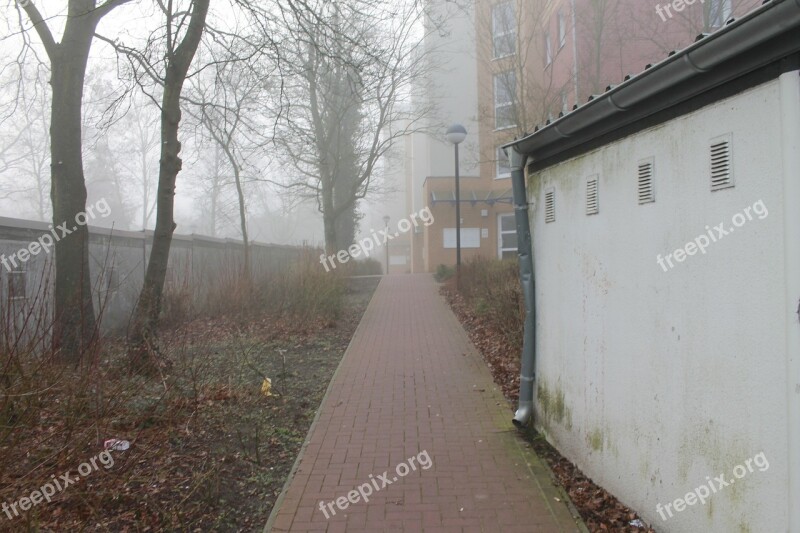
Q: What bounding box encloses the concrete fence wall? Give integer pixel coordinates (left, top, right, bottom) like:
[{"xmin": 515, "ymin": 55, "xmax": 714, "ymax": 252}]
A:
[{"xmin": 0, "ymin": 216, "xmax": 306, "ymax": 332}]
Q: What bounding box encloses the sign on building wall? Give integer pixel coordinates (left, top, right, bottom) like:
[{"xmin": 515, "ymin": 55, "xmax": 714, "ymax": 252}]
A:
[{"xmin": 443, "ymin": 228, "xmax": 481, "ymax": 249}]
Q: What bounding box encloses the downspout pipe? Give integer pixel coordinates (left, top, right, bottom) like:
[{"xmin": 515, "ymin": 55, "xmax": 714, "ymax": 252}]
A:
[
  {"xmin": 779, "ymin": 68, "xmax": 800, "ymax": 533},
  {"xmin": 570, "ymin": 0, "xmax": 579, "ymax": 106},
  {"xmin": 506, "ymin": 146, "xmax": 534, "ymax": 428}
]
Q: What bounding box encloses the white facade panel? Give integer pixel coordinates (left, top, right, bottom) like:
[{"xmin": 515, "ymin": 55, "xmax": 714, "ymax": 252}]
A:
[{"xmin": 420, "ymin": 0, "xmax": 480, "ymax": 179}]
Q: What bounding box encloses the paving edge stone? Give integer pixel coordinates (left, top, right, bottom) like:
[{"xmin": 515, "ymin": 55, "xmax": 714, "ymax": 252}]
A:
[{"xmin": 263, "ymin": 278, "xmax": 383, "ymax": 533}]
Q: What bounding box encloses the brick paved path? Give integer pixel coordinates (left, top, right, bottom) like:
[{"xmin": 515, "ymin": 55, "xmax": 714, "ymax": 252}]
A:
[{"xmin": 266, "ymin": 275, "xmax": 584, "ymax": 532}]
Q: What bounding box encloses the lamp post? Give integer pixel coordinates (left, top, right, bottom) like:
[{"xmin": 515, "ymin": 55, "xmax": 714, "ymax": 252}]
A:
[
  {"xmin": 383, "ymin": 215, "xmax": 390, "ymax": 275},
  {"xmin": 446, "ymin": 124, "xmax": 467, "ymax": 289}
]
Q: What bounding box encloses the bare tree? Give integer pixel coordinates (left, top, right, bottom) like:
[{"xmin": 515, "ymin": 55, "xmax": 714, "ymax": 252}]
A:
[
  {"xmin": 131, "ymin": 0, "xmax": 210, "ymax": 372},
  {"xmin": 625, "ymin": 0, "xmax": 763, "ymax": 57},
  {"xmin": 477, "ymin": 0, "xmax": 563, "ymax": 139},
  {"xmin": 188, "ymin": 51, "xmax": 270, "ymax": 279},
  {"xmin": 115, "ymin": 95, "xmax": 160, "ymax": 230},
  {"xmin": 98, "ymin": 0, "xmax": 211, "ymax": 372},
  {"xmin": 13, "ymin": 0, "xmax": 133, "ymax": 363},
  {"xmin": 82, "ymin": 73, "xmax": 137, "ymax": 230},
  {"xmin": 476, "ymin": 0, "xmax": 575, "ymax": 186},
  {"xmin": 271, "ymin": 0, "xmax": 433, "ymax": 254},
  {"xmin": 189, "ymin": 142, "xmax": 228, "ymax": 237},
  {"xmin": 0, "ymin": 67, "xmax": 51, "ymax": 219}
]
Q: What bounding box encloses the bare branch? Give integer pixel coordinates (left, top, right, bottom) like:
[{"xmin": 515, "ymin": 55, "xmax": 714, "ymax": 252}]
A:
[{"xmin": 19, "ymin": 1, "xmax": 57, "ymax": 59}]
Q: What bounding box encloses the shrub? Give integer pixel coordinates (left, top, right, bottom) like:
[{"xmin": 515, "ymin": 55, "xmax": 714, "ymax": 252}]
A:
[
  {"xmin": 200, "ymin": 249, "xmax": 345, "ymax": 323},
  {"xmin": 343, "ymin": 258, "xmax": 383, "ymax": 276},
  {"xmin": 433, "ymin": 264, "xmax": 455, "ymax": 282},
  {"xmin": 266, "ymin": 252, "xmax": 345, "ymax": 321},
  {"xmin": 457, "ymin": 257, "xmax": 524, "ymax": 349},
  {"xmin": 161, "ymin": 281, "xmax": 195, "ymax": 326}
]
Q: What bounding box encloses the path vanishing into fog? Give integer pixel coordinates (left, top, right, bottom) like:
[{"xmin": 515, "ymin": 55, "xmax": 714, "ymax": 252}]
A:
[{"xmin": 265, "ymin": 275, "xmax": 584, "ymax": 532}]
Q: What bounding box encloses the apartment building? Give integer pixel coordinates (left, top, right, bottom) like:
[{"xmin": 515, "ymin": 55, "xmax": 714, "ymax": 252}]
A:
[
  {"xmin": 410, "ymin": 0, "xmax": 484, "ymax": 272},
  {"xmin": 414, "ymin": 0, "xmax": 758, "ymax": 273}
]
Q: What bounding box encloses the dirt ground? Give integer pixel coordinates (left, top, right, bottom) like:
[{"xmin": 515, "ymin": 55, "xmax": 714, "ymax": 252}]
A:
[{"xmin": 0, "ymin": 277, "xmax": 378, "ymax": 532}]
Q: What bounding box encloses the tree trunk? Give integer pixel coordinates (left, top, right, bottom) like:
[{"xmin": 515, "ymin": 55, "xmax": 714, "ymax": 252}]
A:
[
  {"xmin": 50, "ymin": 31, "xmax": 97, "ymax": 364},
  {"xmin": 232, "ymin": 164, "xmax": 250, "ymax": 281},
  {"xmin": 128, "ymin": 80, "xmax": 182, "ymax": 373},
  {"xmin": 18, "ymin": 0, "xmax": 134, "ymax": 363},
  {"xmin": 322, "ymin": 185, "xmax": 338, "ymax": 255},
  {"xmin": 333, "ymin": 203, "xmax": 357, "ymax": 252},
  {"xmin": 218, "ymin": 140, "xmax": 249, "ymax": 281},
  {"xmin": 128, "ymin": 0, "xmax": 210, "ymax": 374}
]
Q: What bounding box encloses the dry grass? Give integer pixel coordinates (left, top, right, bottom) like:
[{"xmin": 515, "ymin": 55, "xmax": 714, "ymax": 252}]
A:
[
  {"xmin": 162, "ymin": 248, "xmax": 347, "ymax": 325},
  {"xmin": 0, "ymin": 251, "xmax": 353, "ymax": 531},
  {"xmin": 453, "ymin": 257, "xmax": 524, "ymax": 349}
]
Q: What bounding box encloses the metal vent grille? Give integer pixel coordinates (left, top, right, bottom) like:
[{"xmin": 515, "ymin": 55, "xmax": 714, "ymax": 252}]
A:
[
  {"xmin": 638, "ymin": 158, "xmax": 655, "ymax": 204},
  {"xmin": 710, "ymin": 134, "xmax": 734, "ymax": 191},
  {"xmin": 545, "ymin": 188, "xmax": 555, "ymax": 223},
  {"xmin": 586, "ymin": 175, "xmax": 599, "ymax": 215}
]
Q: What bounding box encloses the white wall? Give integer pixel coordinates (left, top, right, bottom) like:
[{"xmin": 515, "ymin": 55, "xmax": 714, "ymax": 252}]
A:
[
  {"xmin": 360, "ymin": 1, "xmax": 480, "ymax": 253},
  {"xmin": 420, "ymin": 0, "xmax": 480, "ymax": 178},
  {"xmin": 527, "ymin": 79, "xmax": 793, "ymax": 532}
]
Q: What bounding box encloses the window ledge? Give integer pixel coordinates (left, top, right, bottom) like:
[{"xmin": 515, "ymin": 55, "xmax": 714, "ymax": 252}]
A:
[{"xmin": 492, "ymin": 53, "xmax": 516, "ymax": 61}]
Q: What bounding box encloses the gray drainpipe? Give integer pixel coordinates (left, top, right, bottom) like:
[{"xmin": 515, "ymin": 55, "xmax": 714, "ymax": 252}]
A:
[{"xmin": 506, "ymin": 146, "xmax": 535, "ymax": 428}]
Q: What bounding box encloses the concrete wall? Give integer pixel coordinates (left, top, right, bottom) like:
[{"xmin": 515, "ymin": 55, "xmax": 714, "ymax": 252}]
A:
[
  {"xmin": 526, "ymin": 79, "xmax": 793, "ymax": 531},
  {"xmin": 0, "ymin": 217, "xmax": 305, "ymax": 333}
]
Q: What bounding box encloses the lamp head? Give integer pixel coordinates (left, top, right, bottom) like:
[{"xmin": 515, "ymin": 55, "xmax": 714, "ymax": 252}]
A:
[{"xmin": 446, "ymin": 123, "xmax": 467, "ymax": 145}]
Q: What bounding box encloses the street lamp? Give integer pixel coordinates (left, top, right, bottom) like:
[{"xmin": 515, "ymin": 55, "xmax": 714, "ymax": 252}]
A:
[
  {"xmin": 446, "ymin": 123, "xmax": 467, "ymax": 288},
  {"xmin": 383, "ymin": 215, "xmax": 390, "ymax": 275}
]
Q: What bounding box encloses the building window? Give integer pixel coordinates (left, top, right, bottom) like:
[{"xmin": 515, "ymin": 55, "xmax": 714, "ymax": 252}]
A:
[
  {"xmin": 707, "ymin": 0, "xmax": 732, "ymax": 28},
  {"xmin": 496, "ymin": 147, "xmax": 511, "ymax": 179},
  {"xmin": 498, "ymin": 214, "xmax": 518, "ymax": 260},
  {"xmin": 544, "ymin": 32, "xmax": 552, "ymax": 65},
  {"xmin": 494, "ymin": 70, "xmax": 517, "ymax": 129},
  {"xmin": 492, "ymin": 2, "xmax": 516, "ymax": 59},
  {"xmin": 558, "ymin": 10, "xmax": 567, "ymax": 48},
  {"xmin": 443, "ymin": 228, "xmax": 481, "ymax": 249},
  {"xmin": 8, "ymin": 270, "xmax": 26, "ymax": 300}
]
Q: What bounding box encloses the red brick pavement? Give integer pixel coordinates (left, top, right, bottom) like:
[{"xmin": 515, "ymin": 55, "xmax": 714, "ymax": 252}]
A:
[{"xmin": 265, "ymin": 275, "xmax": 585, "ymax": 532}]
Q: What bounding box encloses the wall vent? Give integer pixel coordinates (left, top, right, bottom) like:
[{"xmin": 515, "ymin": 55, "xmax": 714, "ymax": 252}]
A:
[
  {"xmin": 638, "ymin": 158, "xmax": 655, "ymax": 204},
  {"xmin": 710, "ymin": 134, "xmax": 734, "ymax": 191},
  {"xmin": 586, "ymin": 175, "xmax": 599, "ymax": 215},
  {"xmin": 545, "ymin": 187, "xmax": 556, "ymax": 223}
]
